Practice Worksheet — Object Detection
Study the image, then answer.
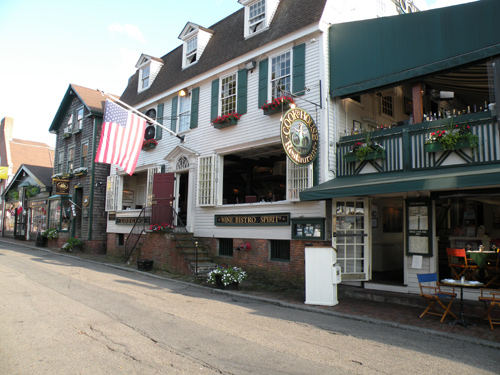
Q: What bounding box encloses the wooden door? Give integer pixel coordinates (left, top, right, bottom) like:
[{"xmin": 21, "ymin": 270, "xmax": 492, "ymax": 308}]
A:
[{"xmin": 151, "ymin": 173, "xmax": 175, "ymax": 225}]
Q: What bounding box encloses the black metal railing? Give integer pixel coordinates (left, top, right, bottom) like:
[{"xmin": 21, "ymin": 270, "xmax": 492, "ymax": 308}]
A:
[
  {"xmin": 124, "ymin": 207, "xmax": 151, "ymax": 262},
  {"xmin": 170, "ymin": 206, "xmax": 201, "ymax": 275}
]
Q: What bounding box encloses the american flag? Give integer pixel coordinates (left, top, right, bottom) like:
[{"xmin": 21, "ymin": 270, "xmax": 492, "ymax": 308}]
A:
[{"xmin": 95, "ymin": 100, "xmax": 146, "ymax": 175}]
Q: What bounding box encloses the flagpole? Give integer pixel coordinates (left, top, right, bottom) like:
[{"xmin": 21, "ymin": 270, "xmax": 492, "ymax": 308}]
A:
[{"xmin": 98, "ymin": 90, "xmax": 185, "ymax": 142}]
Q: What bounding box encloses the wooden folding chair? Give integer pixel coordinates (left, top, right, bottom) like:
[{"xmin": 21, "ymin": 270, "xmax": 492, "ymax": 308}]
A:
[
  {"xmin": 478, "ymin": 289, "xmax": 500, "ymax": 330},
  {"xmin": 417, "ymin": 273, "xmax": 457, "ymax": 322},
  {"xmin": 446, "ymin": 248, "xmax": 478, "ymax": 280},
  {"xmin": 484, "ymin": 252, "xmax": 500, "ymax": 288}
]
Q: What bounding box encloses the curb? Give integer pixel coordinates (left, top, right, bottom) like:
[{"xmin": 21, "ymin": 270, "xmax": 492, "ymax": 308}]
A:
[{"xmin": 2, "ymin": 238, "xmax": 500, "ymax": 350}]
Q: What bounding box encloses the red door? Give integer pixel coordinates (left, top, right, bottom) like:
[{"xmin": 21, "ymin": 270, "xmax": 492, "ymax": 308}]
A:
[{"xmin": 151, "ymin": 173, "xmax": 175, "ymax": 225}]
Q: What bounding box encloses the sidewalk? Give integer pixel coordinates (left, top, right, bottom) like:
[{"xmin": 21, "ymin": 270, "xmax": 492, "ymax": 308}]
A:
[{"xmin": 2, "ymin": 237, "xmax": 499, "ymax": 348}]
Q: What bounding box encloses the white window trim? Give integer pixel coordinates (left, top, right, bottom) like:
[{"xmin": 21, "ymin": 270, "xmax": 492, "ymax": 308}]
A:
[
  {"xmin": 105, "ymin": 175, "xmax": 120, "ymax": 212},
  {"xmin": 178, "ymin": 92, "xmax": 192, "ymax": 133},
  {"xmin": 197, "ymin": 155, "xmax": 217, "ymax": 207},
  {"xmin": 269, "ymin": 49, "xmax": 292, "ymax": 100},
  {"xmin": 286, "ymin": 158, "xmax": 313, "ymax": 201},
  {"xmin": 146, "ymin": 166, "xmax": 161, "ymax": 208},
  {"xmin": 219, "ymin": 72, "xmax": 238, "ymax": 116}
]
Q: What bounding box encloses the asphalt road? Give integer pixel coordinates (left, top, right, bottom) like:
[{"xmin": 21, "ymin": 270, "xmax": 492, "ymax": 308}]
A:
[{"xmin": 1, "ymin": 243, "xmax": 499, "ymax": 374}]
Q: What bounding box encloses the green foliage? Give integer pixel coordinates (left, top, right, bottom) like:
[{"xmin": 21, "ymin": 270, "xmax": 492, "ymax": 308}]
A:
[
  {"xmin": 42, "ymin": 228, "xmax": 58, "ymax": 240},
  {"xmin": 62, "ymin": 237, "xmax": 84, "ymax": 252},
  {"xmin": 425, "ymin": 122, "xmax": 478, "ymax": 151},
  {"xmin": 207, "ymin": 265, "xmax": 247, "ymax": 286}
]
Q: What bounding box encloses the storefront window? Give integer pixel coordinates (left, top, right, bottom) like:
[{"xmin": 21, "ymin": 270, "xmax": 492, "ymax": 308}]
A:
[
  {"xmin": 30, "ymin": 202, "xmax": 47, "ymax": 233},
  {"xmin": 48, "ymin": 198, "xmax": 72, "ymax": 231}
]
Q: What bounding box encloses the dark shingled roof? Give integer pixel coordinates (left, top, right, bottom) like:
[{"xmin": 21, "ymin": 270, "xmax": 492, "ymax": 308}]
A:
[
  {"xmin": 22, "ymin": 164, "xmax": 54, "ymax": 187},
  {"xmin": 120, "ymin": 0, "xmax": 328, "ymax": 106}
]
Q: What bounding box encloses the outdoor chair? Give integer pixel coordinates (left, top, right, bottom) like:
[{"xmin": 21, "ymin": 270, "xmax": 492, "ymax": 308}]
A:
[
  {"xmin": 478, "ymin": 289, "xmax": 500, "ymax": 330},
  {"xmin": 446, "ymin": 248, "xmax": 478, "ymax": 281},
  {"xmin": 417, "ymin": 273, "xmax": 457, "ymax": 323},
  {"xmin": 484, "ymin": 252, "xmax": 500, "ymax": 288}
]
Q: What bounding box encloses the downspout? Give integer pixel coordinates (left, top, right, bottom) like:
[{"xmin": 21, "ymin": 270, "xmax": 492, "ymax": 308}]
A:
[{"xmin": 88, "ymin": 117, "xmax": 101, "ymax": 240}]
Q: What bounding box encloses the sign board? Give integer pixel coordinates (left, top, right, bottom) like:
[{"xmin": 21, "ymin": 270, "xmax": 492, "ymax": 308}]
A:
[
  {"xmin": 215, "ymin": 213, "xmax": 290, "ymax": 226},
  {"xmin": 406, "ymin": 199, "xmax": 432, "ymax": 256},
  {"xmin": 280, "ymin": 108, "xmax": 318, "ymax": 165},
  {"xmin": 54, "ymin": 179, "xmax": 70, "ymax": 195}
]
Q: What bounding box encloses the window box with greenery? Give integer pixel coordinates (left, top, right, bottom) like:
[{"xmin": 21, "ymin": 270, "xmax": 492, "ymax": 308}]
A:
[
  {"xmin": 148, "ymin": 223, "xmax": 174, "ymax": 233},
  {"xmin": 73, "ymin": 167, "xmax": 88, "ymax": 176},
  {"xmin": 142, "ymin": 138, "xmax": 158, "ymax": 150},
  {"xmin": 344, "ymin": 140, "xmax": 386, "ymax": 163},
  {"xmin": 261, "ymin": 96, "xmax": 295, "ymax": 115},
  {"xmin": 212, "ymin": 112, "xmax": 241, "ymax": 129},
  {"xmin": 424, "ymin": 123, "xmax": 478, "ymax": 152},
  {"xmin": 25, "ymin": 185, "xmax": 40, "ymax": 198},
  {"xmin": 62, "ymin": 132, "xmax": 72, "ymax": 139}
]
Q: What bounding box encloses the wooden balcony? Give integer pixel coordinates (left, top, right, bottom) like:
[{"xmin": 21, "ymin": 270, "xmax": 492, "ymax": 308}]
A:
[{"xmin": 336, "ymin": 112, "xmax": 499, "ymax": 177}]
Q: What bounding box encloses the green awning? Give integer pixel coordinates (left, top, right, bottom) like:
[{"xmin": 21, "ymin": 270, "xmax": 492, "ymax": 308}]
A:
[
  {"xmin": 329, "ymin": 0, "xmax": 500, "ymax": 98},
  {"xmin": 300, "ymin": 166, "xmax": 500, "ymax": 201}
]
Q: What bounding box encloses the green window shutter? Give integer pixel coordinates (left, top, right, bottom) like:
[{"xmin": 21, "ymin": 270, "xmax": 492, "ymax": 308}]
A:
[
  {"xmin": 237, "ymin": 69, "xmax": 247, "ymax": 115},
  {"xmin": 293, "ymin": 43, "xmax": 306, "ymax": 96},
  {"xmin": 258, "ymin": 59, "xmax": 268, "ymax": 108},
  {"xmin": 156, "ymin": 103, "xmax": 164, "ymax": 140},
  {"xmin": 190, "ymin": 87, "xmax": 200, "ymax": 129},
  {"xmin": 171, "ymin": 96, "xmax": 178, "ymax": 132},
  {"xmin": 211, "ymin": 79, "xmax": 219, "ymax": 121}
]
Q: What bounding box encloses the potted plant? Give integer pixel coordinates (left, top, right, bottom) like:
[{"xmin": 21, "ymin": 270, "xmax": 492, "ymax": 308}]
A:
[
  {"xmin": 42, "ymin": 227, "xmax": 58, "ymax": 240},
  {"xmin": 142, "ymin": 138, "xmax": 158, "ymax": 150},
  {"xmin": 207, "ymin": 265, "xmax": 247, "ymax": 289},
  {"xmin": 7, "ymin": 190, "xmax": 19, "ymax": 201},
  {"xmin": 25, "ymin": 185, "xmax": 40, "ymax": 198},
  {"xmin": 73, "ymin": 167, "xmax": 88, "ymax": 176},
  {"xmin": 344, "ymin": 140, "xmax": 386, "ymax": 162},
  {"xmin": 62, "ymin": 237, "xmax": 84, "ymax": 252},
  {"xmin": 425, "ymin": 123, "xmax": 478, "ymax": 152},
  {"xmin": 149, "ymin": 223, "xmax": 175, "ymax": 233},
  {"xmin": 261, "ymin": 95, "xmax": 295, "ymax": 115},
  {"xmin": 212, "ymin": 112, "xmax": 242, "ymax": 129}
]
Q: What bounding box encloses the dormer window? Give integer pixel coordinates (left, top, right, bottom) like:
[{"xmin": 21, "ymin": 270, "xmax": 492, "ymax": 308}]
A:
[
  {"xmin": 178, "ymin": 22, "xmax": 213, "ymax": 69},
  {"xmin": 186, "ymin": 36, "xmax": 198, "ymax": 65},
  {"xmin": 141, "ymin": 65, "xmax": 150, "ymax": 89},
  {"xmin": 249, "ymin": 0, "xmax": 265, "ymax": 34},
  {"xmin": 240, "ymin": 0, "xmax": 280, "ymax": 38}
]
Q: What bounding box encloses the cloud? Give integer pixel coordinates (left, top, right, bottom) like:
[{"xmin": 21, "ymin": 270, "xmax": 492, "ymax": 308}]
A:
[{"xmin": 108, "ymin": 23, "xmax": 146, "ymax": 43}]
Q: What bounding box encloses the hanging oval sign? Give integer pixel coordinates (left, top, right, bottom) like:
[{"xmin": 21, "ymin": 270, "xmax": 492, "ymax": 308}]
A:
[{"xmin": 280, "ymin": 108, "xmax": 318, "ymax": 165}]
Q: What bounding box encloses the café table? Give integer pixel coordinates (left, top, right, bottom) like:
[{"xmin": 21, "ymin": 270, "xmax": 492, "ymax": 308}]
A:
[
  {"xmin": 440, "ymin": 278, "xmax": 484, "ymax": 328},
  {"xmin": 467, "ymin": 251, "xmax": 497, "ymax": 283}
]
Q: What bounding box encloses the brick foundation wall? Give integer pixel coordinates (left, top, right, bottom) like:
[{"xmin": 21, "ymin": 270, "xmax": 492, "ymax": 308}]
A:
[{"xmin": 202, "ymin": 238, "xmax": 331, "ymax": 289}]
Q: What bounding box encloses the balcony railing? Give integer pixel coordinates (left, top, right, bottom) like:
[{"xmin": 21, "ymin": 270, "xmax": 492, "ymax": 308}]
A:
[{"xmin": 336, "ymin": 112, "xmax": 499, "ymax": 177}]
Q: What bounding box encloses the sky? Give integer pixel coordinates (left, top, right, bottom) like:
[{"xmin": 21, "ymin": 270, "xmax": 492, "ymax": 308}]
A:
[{"xmin": 0, "ymin": 0, "xmax": 478, "ymax": 147}]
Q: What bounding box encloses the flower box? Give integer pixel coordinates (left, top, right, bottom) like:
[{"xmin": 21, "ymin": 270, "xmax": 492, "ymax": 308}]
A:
[
  {"xmin": 142, "ymin": 143, "xmax": 157, "ymax": 150},
  {"xmin": 62, "ymin": 133, "xmax": 71, "ymax": 139},
  {"xmin": 215, "ymin": 275, "xmax": 239, "ymax": 290},
  {"xmin": 213, "ymin": 118, "xmax": 238, "ymax": 129},
  {"xmin": 263, "ymin": 102, "xmax": 291, "ymax": 116},
  {"xmin": 424, "ymin": 140, "xmax": 474, "ymax": 152},
  {"xmin": 344, "ymin": 149, "xmax": 386, "ymax": 163}
]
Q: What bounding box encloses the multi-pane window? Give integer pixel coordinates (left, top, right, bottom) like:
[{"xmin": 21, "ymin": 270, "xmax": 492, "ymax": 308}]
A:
[
  {"xmin": 220, "ymin": 74, "xmax": 237, "ymax": 115},
  {"xmin": 57, "ymin": 151, "xmax": 64, "ymax": 173},
  {"xmin": 287, "ymin": 159, "xmax": 313, "ymax": 201},
  {"xmin": 178, "ymin": 94, "xmax": 191, "ymax": 132},
  {"xmin": 249, "ymin": 0, "xmax": 265, "ymax": 34},
  {"xmin": 218, "ymin": 238, "xmax": 233, "ymax": 257},
  {"xmin": 186, "ymin": 36, "xmax": 197, "ymax": 65},
  {"xmin": 141, "ymin": 65, "xmax": 150, "ymax": 89},
  {"xmin": 66, "ymin": 114, "xmax": 73, "ymax": 134},
  {"xmin": 270, "ymin": 240, "xmax": 290, "ymax": 261},
  {"xmin": 382, "ymin": 96, "xmax": 394, "ymax": 117},
  {"xmin": 81, "ymin": 142, "xmax": 88, "ymax": 167},
  {"xmin": 76, "ymin": 108, "xmax": 84, "ymax": 131},
  {"xmin": 271, "ymin": 51, "xmax": 291, "ymax": 99},
  {"xmin": 67, "ymin": 147, "xmax": 75, "ymax": 172},
  {"xmin": 197, "ymin": 155, "xmax": 216, "ymax": 206}
]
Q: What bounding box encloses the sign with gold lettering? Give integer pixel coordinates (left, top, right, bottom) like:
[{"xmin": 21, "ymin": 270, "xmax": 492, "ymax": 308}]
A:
[
  {"xmin": 115, "ymin": 217, "xmax": 150, "ymax": 225},
  {"xmin": 54, "ymin": 179, "xmax": 70, "ymax": 195},
  {"xmin": 215, "ymin": 213, "xmax": 290, "ymax": 226},
  {"xmin": 280, "ymin": 108, "xmax": 318, "ymax": 165}
]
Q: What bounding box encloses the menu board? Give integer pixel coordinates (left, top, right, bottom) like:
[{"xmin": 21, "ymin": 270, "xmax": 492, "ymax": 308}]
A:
[
  {"xmin": 292, "ymin": 218, "xmax": 325, "ymax": 240},
  {"xmin": 406, "ymin": 199, "xmax": 432, "ymax": 256}
]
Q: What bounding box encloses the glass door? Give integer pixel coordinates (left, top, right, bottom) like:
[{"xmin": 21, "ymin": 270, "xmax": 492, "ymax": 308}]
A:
[{"xmin": 333, "ymin": 199, "xmax": 370, "ymax": 281}]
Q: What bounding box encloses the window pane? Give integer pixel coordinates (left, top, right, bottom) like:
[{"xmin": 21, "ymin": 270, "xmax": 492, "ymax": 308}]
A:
[
  {"xmin": 220, "ymin": 74, "xmax": 237, "ymax": 115},
  {"xmin": 178, "ymin": 94, "xmax": 191, "ymax": 132},
  {"xmin": 81, "ymin": 142, "xmax": 88, "ymax": 167},
  {"xmin": 271, "ymin": 51, "xmax": 291, "ymax": 99}
]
